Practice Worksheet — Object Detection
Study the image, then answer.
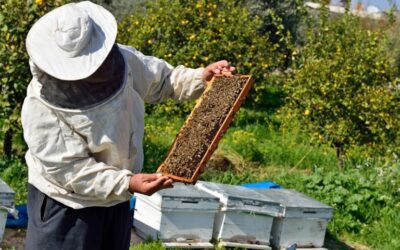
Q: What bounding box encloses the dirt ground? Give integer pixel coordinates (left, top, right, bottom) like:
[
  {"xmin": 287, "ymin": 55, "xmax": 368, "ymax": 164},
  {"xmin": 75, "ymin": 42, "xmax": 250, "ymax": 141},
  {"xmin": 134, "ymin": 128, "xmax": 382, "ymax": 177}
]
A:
[
  {"xmin": 0, "ymin": 228, "xmax": 144, "ymax": 250},
  {"xmin": 0, "ymin": 228, "xmax": 25, "ymax": 250},
  {"xmin": 0, "ymin": 228, "xmax": 368, "ymax": 250}
]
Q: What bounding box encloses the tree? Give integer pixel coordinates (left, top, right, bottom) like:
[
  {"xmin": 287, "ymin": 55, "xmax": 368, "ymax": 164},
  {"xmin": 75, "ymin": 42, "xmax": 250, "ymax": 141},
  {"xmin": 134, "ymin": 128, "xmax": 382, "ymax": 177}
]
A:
[
  {"xmin": 0, "ymin": 0, "xmax": 68, "ymax": 157},
  {"xmin": 91, "ymin": 0, "xmax": 147, "ymax": 20},
  {"xmin": 339, "ymin": 0, "xmax": 349, "ymax": 7},
  {"xmin": 118, "ymin": 0, "xmax": 288, "ymax": 113},
  {"xmin": 283, "ymin": 8, "xmax": 400, "ymax": 165},
  {"xmin": 244, "ymin": 0, "xmax": 306, "ymax": 46}
]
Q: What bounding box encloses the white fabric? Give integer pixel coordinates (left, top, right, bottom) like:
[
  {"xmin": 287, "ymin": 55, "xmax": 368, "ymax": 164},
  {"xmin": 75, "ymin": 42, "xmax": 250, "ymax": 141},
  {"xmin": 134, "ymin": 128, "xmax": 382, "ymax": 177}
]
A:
[
  {"xmin": 26, "ymin": 1, "xmax": 117, "ymax": 80},
  {"xmin": 22, "ymin": 44, "xmax": 205, "ymax": 209}
]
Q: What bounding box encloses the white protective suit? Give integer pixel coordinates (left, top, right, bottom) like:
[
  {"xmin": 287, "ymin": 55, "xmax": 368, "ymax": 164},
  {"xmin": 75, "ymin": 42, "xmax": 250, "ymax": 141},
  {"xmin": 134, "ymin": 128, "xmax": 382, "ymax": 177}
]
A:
[{"xmin": 21, "ymin": 44, "xmax": 205, "ymax": 209}]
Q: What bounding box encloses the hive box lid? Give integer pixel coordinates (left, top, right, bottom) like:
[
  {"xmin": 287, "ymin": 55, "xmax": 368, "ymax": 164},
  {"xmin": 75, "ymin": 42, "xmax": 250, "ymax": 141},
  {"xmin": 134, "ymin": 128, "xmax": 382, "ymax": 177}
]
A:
[
  {"xmin": 135, "ymin": 183, "xmax": 219, "ymax": 211},
  {"xmin": 252, "ymin": 189, "xmax": 333, "ymax": 219},
  {"xmin": 0, "ymin": 179, "xmax": 15, "ymax": 207},
  {"xmin": 196, "ymin": 181, "xmax": 281, "ymax": 216}
]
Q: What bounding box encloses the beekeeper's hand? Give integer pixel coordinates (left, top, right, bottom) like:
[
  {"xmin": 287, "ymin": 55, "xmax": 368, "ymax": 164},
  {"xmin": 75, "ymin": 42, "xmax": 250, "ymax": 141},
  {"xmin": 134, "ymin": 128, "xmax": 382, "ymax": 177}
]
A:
[
  {"xmin": 203, "ymin": 60, "xmax": 235, "ymax": 83},
  {"xmin": 129, "ymin": 173, "xmax": 173, "ymax": 196}
]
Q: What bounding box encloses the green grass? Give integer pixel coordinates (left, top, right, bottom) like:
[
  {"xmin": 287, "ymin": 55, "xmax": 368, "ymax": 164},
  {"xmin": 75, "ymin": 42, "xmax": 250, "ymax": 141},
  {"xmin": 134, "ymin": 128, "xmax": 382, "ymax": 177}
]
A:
[
  {"xmin": 140, "ymin": 108, "xmax": 400, "ymax": 250},
  {"xmin": 2, "ymin": 108, "xmax": 398, "ymax": 249},
  {"xmin": 130, "ymin": 241, "xmax": 164, "ymax": 250},
  {"xmin": 0, "ymin": 156, "xmax": 27, "ymax": 205},
  {"xmin": 142, "ymin": 114, "xmax": 185, "ymax": 173}
]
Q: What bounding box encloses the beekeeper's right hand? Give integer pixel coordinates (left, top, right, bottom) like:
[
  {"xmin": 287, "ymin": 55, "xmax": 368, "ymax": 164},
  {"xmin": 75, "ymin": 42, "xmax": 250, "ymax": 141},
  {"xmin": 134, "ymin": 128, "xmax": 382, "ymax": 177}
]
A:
[{"xmin": 129, "ymin": 173, "xmax": 173, "ymax": 196}]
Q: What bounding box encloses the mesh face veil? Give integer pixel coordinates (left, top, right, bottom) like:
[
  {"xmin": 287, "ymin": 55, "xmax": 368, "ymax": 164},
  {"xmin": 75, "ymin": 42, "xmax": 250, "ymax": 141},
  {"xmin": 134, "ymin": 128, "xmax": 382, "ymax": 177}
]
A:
[{"xmin": 39, "ymin": 45, "xmax": 126, "ymax": 109}]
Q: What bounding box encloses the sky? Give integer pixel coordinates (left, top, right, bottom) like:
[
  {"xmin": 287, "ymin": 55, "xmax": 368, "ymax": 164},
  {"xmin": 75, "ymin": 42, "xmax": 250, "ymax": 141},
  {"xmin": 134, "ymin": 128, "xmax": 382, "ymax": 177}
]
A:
[{"xmin": 330, "ymin": 0, "xmax": 400, "ymax": 10}]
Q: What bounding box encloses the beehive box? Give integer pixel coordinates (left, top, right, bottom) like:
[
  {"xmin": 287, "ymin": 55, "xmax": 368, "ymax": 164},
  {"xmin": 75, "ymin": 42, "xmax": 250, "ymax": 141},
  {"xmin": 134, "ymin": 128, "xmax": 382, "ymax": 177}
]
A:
[
  {"xmin": 252, "ymin": 189, "xmax": 333, "ymax": 249},
  {"xmin": 133, "ymin": 183, "xmax": 220, "ymax": 248},
  {"xmin": 0, "ymin": 179, "xmax": 15, "ymax": 242},
  {"xmin": 196, "ymin": 181, "xmax": 281, "ymax": 249},
  {"xmin": 157, "ymin": 75, "xmax": 254, "ymax": 184}
]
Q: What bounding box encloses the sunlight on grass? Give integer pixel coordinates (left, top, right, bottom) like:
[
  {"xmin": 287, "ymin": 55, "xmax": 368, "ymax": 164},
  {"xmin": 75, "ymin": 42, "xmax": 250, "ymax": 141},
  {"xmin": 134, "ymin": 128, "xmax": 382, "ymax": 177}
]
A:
[{"xmin": 141, "ymin": 109, "xmax": 400, "ymax": 250}]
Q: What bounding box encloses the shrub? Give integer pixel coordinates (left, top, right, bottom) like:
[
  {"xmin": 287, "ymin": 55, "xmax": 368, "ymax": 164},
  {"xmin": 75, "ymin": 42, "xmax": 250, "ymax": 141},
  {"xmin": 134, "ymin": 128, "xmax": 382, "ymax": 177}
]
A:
[
  {"xmin": 292, "ymin": 160, "xmax": 400, "ymax": 249},
  {"xmin": 0, "ymin": 156, "xmax": 28, "ymax": 204},
  {"xmin": 118, "ymin": 0, "xmax": 288, "ymax": 114},
  {"xmin": 283, "ymin": 9, "xmax": 400, "ymax": 162},
  {"xmin": 91, "ymin": 0, "xmax": 146, "ymax": 21},
  {"xmin": 265, "ymin": 155, "xmax": 400, "ymax": 249},
  {"xmin": 0, "ymin": 0, "xmax": 68, "ymax": 157},
  {"xmin": 245, "ymin": 0, "xmax": 306, "ymax": 48}
]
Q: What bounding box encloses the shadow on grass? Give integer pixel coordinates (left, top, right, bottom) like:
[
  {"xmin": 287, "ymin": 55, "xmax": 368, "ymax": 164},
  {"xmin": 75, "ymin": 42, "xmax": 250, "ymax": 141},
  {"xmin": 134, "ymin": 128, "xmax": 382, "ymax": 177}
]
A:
[{"xmin": 324, "ymin": 231, "xmax": 354, "ymax": 250}]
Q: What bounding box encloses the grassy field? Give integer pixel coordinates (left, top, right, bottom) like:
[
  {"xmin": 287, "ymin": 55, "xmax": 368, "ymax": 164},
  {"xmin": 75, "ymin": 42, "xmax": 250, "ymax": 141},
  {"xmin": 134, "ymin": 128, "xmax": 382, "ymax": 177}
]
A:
[
  {"xmin": 0, "ymin": 108, "xmax": 398, "ymax": 250},
  {"xmin": 135, "ymin": 108, "xmax": 400, "ymax": 250},
  {"xmin": 0, "ymin": 108, "xmax": 400, "ymax": 250}
]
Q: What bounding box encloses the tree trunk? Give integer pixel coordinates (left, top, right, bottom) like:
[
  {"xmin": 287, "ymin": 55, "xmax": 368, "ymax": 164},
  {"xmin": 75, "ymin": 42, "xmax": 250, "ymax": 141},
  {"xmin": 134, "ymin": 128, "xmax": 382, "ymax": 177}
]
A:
[
  {"xmin": 3, "ymin": 128, "xmax": 13, "ymax": 158},
  {"xmin": 336, "ymin": 146, "xmax": 344, "ymax": 169}
]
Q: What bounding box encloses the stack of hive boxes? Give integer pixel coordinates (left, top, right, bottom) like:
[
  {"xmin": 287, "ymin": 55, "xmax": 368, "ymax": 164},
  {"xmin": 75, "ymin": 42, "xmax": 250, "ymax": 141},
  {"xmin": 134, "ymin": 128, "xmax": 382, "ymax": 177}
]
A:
[
  {"xmin": 133, "ymin": 183, "xmax": 219, "ymax": 249},
  {"xmin": 0, "ymin": 179, "xmax": 15, "ymax": 242},
  {"xmin": 133, "ymin": 181, "xmax": 333, "ymax": 249}
]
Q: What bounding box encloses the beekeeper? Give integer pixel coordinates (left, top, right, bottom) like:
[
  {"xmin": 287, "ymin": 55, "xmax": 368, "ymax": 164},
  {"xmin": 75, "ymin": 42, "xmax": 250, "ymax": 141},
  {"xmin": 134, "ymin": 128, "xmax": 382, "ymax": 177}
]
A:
[{"xmin": 22, "ymin": 1, "xmax": 234, "ymax": 249}]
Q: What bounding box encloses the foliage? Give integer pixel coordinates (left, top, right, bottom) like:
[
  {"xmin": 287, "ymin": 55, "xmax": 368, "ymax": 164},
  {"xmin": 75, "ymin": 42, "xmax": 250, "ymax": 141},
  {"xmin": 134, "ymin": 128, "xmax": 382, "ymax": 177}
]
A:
[
  {"xmin": 129, "ymin": 241, "xmax": 164, "ymax": 250},
  {"xmin": 245, "ymin": 0, "xmax": 307, "ymax": 48},
  {"xmin": 384, "ymin": 18, "xmax": 400, "ymax": 74},
  {"xmin": 0, "ymin": 156, "xmax": 28, "ymax": 205},
  {"xmin": 283, "ymin": 9, "xmax": 400, "ymax": 160},
  {"xmin": 143, "ymin": 109, "xmax": 339, "ymax": 175},
  {"xmin": 91, "ymin": 0, "xmax": 146, "ymax": 21},
  {"xmin": 0, "ymin": 0, "xmax": 67, "ymax": 157},
  {"xmin": 118, "ymin": 0, "xmax": 287, "ymax": 113},
  {"xmin": 203, "ymin": 151, "xmax": 400, "ymax": 249},
  {"xmin": 142, "ymin": 114, "xmax": 184, "ymax": 173},
  {"xmin": 143, "ymin": 110, "xmax": 400, "ymax": 249},
  {"xmin": 303, "ymin": 165, "xmax": 398, "ymax": 233},
  {"xmin": 277, "ymin": 159, "xmax": 400, "ymax": 249}
]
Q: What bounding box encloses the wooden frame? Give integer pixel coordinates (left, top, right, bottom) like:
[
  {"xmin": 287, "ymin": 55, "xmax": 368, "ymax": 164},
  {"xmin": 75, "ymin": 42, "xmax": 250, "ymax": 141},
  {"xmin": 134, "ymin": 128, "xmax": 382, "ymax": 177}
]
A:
[{"xmin": 157, "ymin": 74, "xmax": 254, "ymax": 184}]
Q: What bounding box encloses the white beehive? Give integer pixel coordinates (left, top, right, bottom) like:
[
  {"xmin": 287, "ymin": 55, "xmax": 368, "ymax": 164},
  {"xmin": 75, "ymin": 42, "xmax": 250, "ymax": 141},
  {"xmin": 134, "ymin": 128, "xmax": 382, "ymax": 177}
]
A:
[
  {"xmin": 133, "ymin": 183, "xmax": 220, "ymax": 248},
  {"xmin": 196, "ymin": 181, "xmax": 281, "ymax": 249},
  {"xmin": 252, "ymin": 189, "xmax": 333, "ymax": 249},
  {"xmin": 0, "ymin": 179, "xmax": 15, "ymax": 242}
]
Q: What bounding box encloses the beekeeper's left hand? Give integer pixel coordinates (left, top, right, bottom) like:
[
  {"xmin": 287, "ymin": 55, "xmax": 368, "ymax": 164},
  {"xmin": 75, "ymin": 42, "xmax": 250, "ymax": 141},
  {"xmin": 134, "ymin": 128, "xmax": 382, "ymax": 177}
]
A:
[
  {"xmin": 129, "ymin": 173, "xmax": 173, "ymax": 196},
  {"xmin": 203, "ymin": 60, "xmax": 235, "ymax": 83}
]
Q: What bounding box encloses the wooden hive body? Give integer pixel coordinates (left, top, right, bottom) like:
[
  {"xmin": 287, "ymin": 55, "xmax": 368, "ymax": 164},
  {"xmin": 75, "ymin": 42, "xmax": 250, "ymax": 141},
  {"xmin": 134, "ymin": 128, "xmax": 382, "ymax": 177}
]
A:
[
  {"xmin": 157, "ymin": 74, "xmax": 254, "ymax": 183},
  {"xmin": 196, "ymin": 181, "xmax": 281, "ymax": 249},
  {"xmin": 133, "ymin": 183, "xmax": 219, "ymax": 248},
  {"xmin": 252, "ymin": 189, "xmax": 333, "ymax": 249}
]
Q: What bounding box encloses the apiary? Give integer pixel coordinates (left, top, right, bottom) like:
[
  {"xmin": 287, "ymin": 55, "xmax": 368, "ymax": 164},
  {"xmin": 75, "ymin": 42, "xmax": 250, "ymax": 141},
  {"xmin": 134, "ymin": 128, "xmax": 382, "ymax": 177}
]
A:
[
  {"xmin": 133, "ymin": 183, "xmax": 220, "ymax": 248},
  {"xmin": 0, "ymin": 179, "xmax": 15, "ymax": 242},
  {"xmin": 252, "ymin": 189, "xmax": 333, "ymax": 249},
  {"xmin": 195, "ymin": 181, "xmax": 281, "ymax": 249},
  {"xmin": 158, "ymin": 75, "xmax": 254, "ymax": 184}
]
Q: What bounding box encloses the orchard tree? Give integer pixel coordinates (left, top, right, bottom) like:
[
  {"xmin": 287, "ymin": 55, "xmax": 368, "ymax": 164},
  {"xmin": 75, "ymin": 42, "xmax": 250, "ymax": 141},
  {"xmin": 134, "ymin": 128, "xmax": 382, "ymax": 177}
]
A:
[
  {"xmin": 283, "ymin": 9, "xmax": 400, "ymax": 165},
  {"xmin": 118, "ymin": 0, "xmax": 288, "ymax": 113},
  {"xmin": 245, "ymin": 0, "xmax": 306, "ymax": 46},
  {"xmin": 91, "ymin": 0, "xmax": 146, "ymax": 20},
  {"xmin": 0, "ymin": 0, "xmax": 68, "ymax": 157}
]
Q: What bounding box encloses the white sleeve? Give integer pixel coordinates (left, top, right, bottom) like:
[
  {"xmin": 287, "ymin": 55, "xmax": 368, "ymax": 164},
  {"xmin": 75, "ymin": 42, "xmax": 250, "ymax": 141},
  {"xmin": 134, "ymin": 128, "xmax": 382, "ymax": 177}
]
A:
[
  {"xmin": 120, "ymin": 45, "xmax": 205, "ymax": 104},
  {"xmin": 21, "ymin": 97, "xmax": 133, "ymax": 201}
]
